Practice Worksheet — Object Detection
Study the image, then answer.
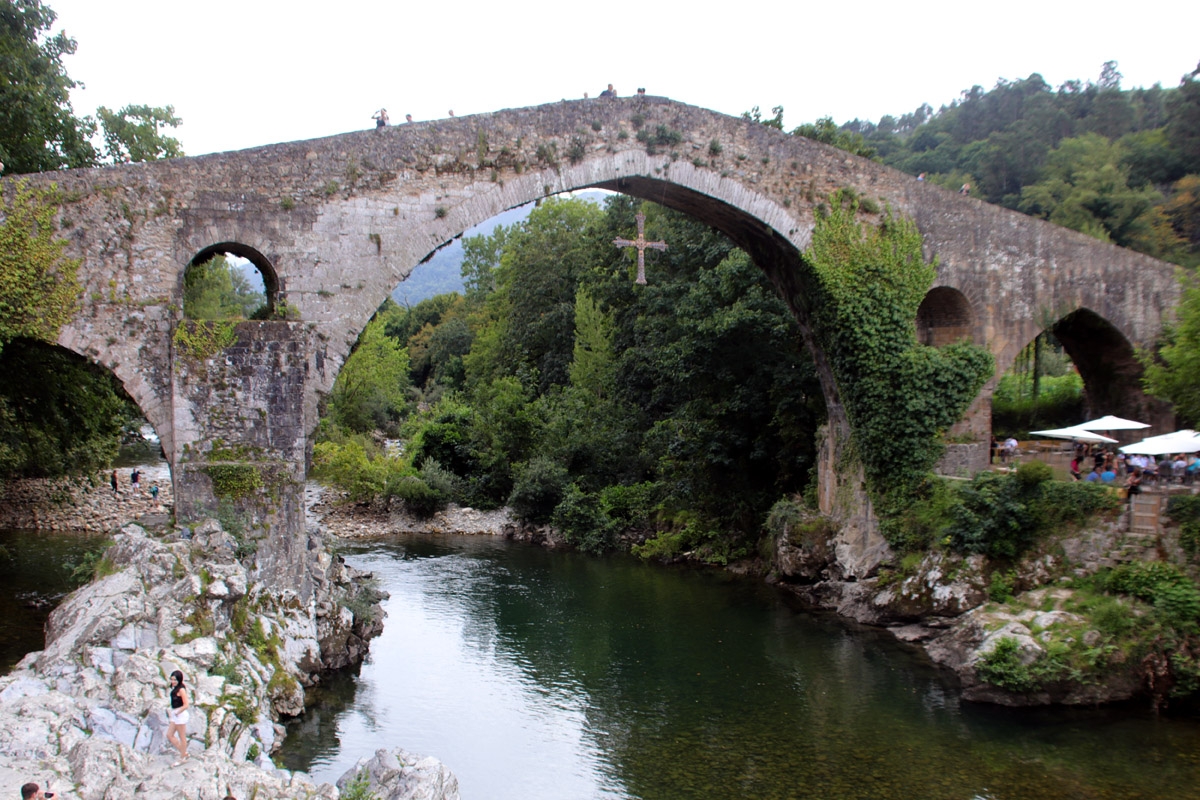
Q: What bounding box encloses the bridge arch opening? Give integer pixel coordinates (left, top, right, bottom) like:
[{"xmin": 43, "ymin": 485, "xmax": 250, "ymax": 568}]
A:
[
  {"xmin": 326, "ymin": 190, "xmax": 828, "ymax": 538},
  {"xmin": 992, "ymin": 306, "xmax": 1161, "ymax": 439},
  {"xmin": 0, "ymin": 337, "xmax": 172, "ymax": 505},
  {"xmin": 1051, "ymin": 307, "xmax": 1152, "ymax": 424},
  {"xmin": 184, "ymin": 243, "xmax": 277, "ymax": 320},
  {"xmin": 916, "ymin": 287, "xmax": 977, "ymax": 346}
]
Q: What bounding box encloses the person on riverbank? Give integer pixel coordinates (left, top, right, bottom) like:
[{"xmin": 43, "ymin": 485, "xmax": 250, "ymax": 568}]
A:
[
  {"xmin": 1126, "ymin": 468, "xmax": 1143, "ymax": 501},
  {"xmin": 166, "ymin": 670, "xmax": 190, "ymax": 766},
  {"xmin": 150, "ymin": 484, "xmax": 159, "ymax": 501},
  {"xmin": 110, "ymin": 470, "xmax": 118, "ymax": 495},
  {"xmin": 130, "ymin": 469, "xmax": 140, "ymax": 493}
]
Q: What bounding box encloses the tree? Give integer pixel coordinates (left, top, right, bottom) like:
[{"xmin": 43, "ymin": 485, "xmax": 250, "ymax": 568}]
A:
[
  {"xmin": 790, "ymin": 117, "xmax": 876, "ymax": 159},
  {"xmin": 0, "ymin": 339, "xmax": 138, "ymax": 478},
  {"xmin": 0, "ymin": 0, "xmax": 97, "ymax": 174},
  {"xmin": 97, "ymin": 104, "xmax": 183, "ymax": 163},
  {"xmin": 1142, "ymin": 273, "xmax": 1200, "ymax": 426},
  {"xmin": 329, "ymin": 314, "xmax": 411, "ymax": 434},
  {"xmin": 0, "ymin": 179, "xmax": 80, "ymax": 355},
  {"xmin": 182, "ymin": 255, "xmax": 266, "ymax": 320}
]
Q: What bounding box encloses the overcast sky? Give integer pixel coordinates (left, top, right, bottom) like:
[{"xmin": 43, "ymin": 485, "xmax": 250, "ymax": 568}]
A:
[{"xmin": 43, "ymin": 0, "xmax": 1200, "ymax": 158}]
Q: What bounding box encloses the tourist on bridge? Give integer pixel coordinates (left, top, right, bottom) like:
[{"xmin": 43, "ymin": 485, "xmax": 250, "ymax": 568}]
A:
[{"xmin": 372, "ymin": 108, "xmax": 389, "ymax": 129}]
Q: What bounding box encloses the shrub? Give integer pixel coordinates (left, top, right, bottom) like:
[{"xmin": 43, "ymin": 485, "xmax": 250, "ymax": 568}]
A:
[
  {"xmin": 390, "ymin": 475, "xmax": 444, "ymax": 518},
  {"xmin": 419, "ymin": 459, "xmax": 463, "ymax": 503},
  {"xmin": 1101, "ymin": 562, "xmax": 1200, "ymax": 632},
  {"xmin": 946, "ymin": 472, "xmax": 1033, "ymax": 559},
  {"xmin": 879, "ymin": 476, "xmax": 959, "ymax": 552},
  {"xmin": 600, "ymin": 481, "xmax": 660, "ymax": 530},
  {"xmin": 1032, "ymin": 480, "xmax": 1120, "ymax": 530},
  {"xmin": 552, "ymin": 484, "xmax": 613, "ymax": 553},
  {"xmin": 508, "ymin": 456, "xmax": 568, "ymax": 524},
  {"xmin": 1167, "ymin": 495, "xmax": 1200, "ymax": 559},
  {"xmin": 1015, "ymin": 460, "xmax": 1053, "ymax": 487},
  {"xmin": 975, "ymin": 637, "xmax": 1042, "ymax": 693}
]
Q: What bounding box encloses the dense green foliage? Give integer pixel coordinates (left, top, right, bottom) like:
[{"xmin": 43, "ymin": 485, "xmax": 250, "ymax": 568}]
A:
[
  {"xmin": 327, "ymin": 308, "xmax": 410, "ymax": 434},
  {"xmin": 1141, "ymin": 272, "xmax": 1200, "ymax": 426},
  {"xmin": 805, "ymin": 192, "xmax": 993, "ymax": 515},
  {"xmin": 0, "ymin": 0, "xmax": 95, "ymax": 173},
  {"xmin": 0, "ymin": 339, "xmax": 139, "ymax": 478},
  {"xmin": 0, "ymin": 179, "xmax": 79, "ymax": 354},
  {"xmin": 317, "ymin": 196, "xmax": 828, "ymax": 559},
  {"xmin": 772, "ymin": 62, "xmax": 1200, "ymax": 267},
  {"xmin": 947, "ymin": 462, "xmax": 1119, "ymax": 559},
  {"xmin": 182, "ymin": 255, "xmax": 266, "ymax": 321},
  {"xmin": 877, "ymin": 461, "xmax": 1119, "ymax": 556}
]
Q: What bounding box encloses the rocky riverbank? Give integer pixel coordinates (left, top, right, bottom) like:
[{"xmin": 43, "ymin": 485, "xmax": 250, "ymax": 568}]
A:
[
  {"xmin": 0, "ymin": 518, "xmax": 459, "ymax": 800},
  {"xmin": 771, "ymin": 508, "xmax": 1183, "ymax": 706},
  {"xmin": 0, "ymin": 470, "xmax": 174, "ymax": 531}
]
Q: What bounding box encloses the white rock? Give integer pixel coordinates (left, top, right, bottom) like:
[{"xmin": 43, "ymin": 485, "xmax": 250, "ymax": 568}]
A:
[{"xmin": 0, "ymin": 677, "xmax": 48, "ymax": 702}]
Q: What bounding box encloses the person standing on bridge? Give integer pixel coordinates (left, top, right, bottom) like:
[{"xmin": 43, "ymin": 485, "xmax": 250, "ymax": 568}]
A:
[{"xmin": 372, "ymin": 108, "xmax": 389, "ymax": 129}]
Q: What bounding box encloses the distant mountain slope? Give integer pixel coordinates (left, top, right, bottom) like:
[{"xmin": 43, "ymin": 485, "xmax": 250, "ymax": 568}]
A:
[{"xmin": 391, "ymin": 191, "xmax": 611, "ymax": 306}]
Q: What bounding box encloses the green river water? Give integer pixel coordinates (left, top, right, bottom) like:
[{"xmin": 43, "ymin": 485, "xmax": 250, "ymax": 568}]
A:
[{"xmin": 272, "ymin": 534, "xmax": 1200, "ymax": 800}]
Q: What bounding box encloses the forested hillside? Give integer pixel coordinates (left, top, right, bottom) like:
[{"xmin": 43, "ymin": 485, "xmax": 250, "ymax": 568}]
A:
[{"xmin": 828, "ymin": 61, "xmax": 1200, "ymax": 266}]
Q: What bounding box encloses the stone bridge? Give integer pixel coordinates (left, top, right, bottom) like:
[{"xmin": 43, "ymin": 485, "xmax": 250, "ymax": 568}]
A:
[{"xmin": 5, "ymin": 96, "xmax": 1179, "ymax": 585}]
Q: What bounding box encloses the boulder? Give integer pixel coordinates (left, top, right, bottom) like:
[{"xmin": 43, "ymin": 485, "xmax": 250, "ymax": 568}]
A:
[{"xmin": 338, "ymin": 748, "xmax": 460, "ymax": 800}]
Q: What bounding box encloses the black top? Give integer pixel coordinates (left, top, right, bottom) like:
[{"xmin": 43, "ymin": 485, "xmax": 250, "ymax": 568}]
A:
[{"xmin": 170, "ymin": 684, "xmax": 183, "ymax": 709}]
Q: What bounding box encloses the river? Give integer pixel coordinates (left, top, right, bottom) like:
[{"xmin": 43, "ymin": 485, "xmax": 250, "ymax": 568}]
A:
[{"xmin": 276, "ymin": 533, "xmax": 1200, "ymax": 799}]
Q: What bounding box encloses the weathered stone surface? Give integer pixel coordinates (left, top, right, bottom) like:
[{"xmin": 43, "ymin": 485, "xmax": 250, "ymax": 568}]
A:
[
  {"xmin": 0, "ymin": 522, "xmax": 411, "ymax": 800},
  {"xmin": 338, "ymin": 748, "xmax": 460, "ymax": 800}
]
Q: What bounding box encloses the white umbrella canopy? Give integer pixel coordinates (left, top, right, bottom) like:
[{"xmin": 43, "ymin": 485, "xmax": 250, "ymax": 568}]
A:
[
  {"xmin": 1120, "ymin": 430, "xmax": 1200, "ymax": 455},
  {"xmin": 1029, "ymin": 425, "xmax": 1119, "ymax": 444},
  {"xmin": 1077, "ymin": 415, "xmax": 1151, "ymax": 432}
]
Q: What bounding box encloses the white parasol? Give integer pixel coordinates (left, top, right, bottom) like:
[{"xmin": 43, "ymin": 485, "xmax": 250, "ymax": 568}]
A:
[
  {"xmin": 1077, "ymin": 415, "xmax": 1151, "ymax": 432},
  {"xmin": 1119, "ymin": 430, "xmax": 1200, "ymax": 456},
  {"xmin": 1029, "ymin": 425, "xmax": 1118, "ymax": 444}
]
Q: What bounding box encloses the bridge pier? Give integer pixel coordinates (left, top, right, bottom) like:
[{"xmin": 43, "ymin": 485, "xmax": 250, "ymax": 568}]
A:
[{"xmin": 170, "ymin": 320, "xmax": 321, "ymax": 599}]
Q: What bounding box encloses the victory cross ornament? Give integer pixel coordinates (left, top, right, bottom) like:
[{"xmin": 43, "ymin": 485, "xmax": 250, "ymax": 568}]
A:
[{"xmin": 613, "ymin": 212, "xmax": 667, "ymax": 285}]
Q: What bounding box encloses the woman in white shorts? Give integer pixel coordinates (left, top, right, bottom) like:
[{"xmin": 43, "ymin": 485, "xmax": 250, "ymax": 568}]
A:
[{"xmin": 167, "ymin": 670, "xmax": 190, "ymax": 766}]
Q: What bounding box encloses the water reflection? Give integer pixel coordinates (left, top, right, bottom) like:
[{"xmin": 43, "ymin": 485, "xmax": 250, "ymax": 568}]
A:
[
  {"xmin": 0, "ymin": 528, "xmax": 110, "ymax": 672},
  {"xmin": 280, "ymin": 534, "xmax": 1200, "ymax": 799}
]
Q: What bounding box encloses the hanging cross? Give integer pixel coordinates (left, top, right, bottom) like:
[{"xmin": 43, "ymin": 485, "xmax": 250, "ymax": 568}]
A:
[{"xmin": 613, "ymin": 212, "xmax": 667, "ymax": 285}]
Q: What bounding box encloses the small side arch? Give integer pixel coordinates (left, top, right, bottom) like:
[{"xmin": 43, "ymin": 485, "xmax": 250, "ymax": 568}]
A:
[
  {"xmin": 916, "ymin": 286, "xmax": 977, "ymax": 346},
  {"xmin": 185, "ymin": 242, "xmax": 280, "ymax": 318}
]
